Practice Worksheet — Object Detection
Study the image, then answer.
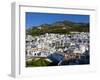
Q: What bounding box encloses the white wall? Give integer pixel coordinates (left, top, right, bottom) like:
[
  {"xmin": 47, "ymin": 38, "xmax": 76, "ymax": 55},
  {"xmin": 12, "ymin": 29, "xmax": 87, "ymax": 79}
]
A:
[{"xmin": 0, "ymin": 0, "xmax": 100, "ymax": 80}]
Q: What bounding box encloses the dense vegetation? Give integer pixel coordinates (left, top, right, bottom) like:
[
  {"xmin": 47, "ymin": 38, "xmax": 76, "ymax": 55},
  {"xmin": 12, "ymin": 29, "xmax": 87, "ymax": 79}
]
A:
[
  {"xmin": 26, "ymin": 20, "xmax": 89, "ymax": 36},
  {"xmin": 26, "ymin": 58, "xmax": 52, "ymax": 67}
]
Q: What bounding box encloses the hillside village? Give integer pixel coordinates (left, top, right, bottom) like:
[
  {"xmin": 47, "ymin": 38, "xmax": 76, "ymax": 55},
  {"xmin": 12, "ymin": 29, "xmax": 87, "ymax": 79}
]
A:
[
  {"xmin": 26, "ymin": 32, "xmax": 89, "ymax": 66},
  {"xmin": 26, "ymin": 20, "xmax": 89, "ymax": 66}
]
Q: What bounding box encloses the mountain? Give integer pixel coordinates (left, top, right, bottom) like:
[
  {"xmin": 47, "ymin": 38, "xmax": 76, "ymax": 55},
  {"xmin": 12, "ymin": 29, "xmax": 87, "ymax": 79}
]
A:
[{"xmin": 26, "ymin": 20, "xmax": 89, "ymax": 36}]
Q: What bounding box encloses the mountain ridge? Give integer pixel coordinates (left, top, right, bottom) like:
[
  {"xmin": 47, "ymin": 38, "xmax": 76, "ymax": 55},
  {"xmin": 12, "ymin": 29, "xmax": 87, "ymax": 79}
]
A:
[{"xmin": 26, "ymin": 20, "xmax": 89, "ymax": 36}]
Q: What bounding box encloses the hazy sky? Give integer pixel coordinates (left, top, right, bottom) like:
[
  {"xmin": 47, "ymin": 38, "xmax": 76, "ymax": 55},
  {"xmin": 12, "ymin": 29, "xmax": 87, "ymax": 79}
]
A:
[{"xmin": 26, "ymin": 12, "xmax": 89, "ymax": 29}]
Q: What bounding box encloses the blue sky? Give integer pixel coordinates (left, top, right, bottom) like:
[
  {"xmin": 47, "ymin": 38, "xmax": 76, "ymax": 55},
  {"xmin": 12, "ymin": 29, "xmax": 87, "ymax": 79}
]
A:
[{"xmin": 26, "ymin": 12, "xmax": 89, "ymax": 29}]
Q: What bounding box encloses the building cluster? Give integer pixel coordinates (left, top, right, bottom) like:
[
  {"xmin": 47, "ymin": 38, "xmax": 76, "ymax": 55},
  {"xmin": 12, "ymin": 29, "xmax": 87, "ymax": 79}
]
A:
[{"xmin": 26, "ymin": 32, "xmax": 89, "ymax": 59}]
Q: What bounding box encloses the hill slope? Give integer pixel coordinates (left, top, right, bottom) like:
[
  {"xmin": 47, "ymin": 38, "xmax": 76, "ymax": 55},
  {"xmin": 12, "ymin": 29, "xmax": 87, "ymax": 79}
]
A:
[{"xmin": 26, "ymin": 20, "xmax": 89, "ymax": 36}]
